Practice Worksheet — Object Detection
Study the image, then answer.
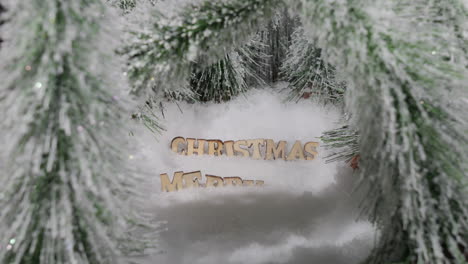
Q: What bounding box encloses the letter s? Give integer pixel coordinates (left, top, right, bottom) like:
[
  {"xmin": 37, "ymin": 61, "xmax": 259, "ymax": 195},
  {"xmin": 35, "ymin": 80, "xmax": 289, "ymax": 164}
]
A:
[
  {"xmin": 304, "ymin": 141, "xmax": 319, "ymax": 160},
  {"xmin": 234, "ymin": 140, "xmax": 250, "ymax": 157}
]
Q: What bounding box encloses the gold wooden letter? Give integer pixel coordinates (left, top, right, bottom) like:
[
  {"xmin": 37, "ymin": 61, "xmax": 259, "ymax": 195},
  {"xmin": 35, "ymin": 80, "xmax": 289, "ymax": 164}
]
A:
[
  {"xmin": 224, "ymin": 177, "xmax": 243, "ymax": 186},
  {"xmin": 208, "ymin": 140, "xmax": 224, "ymax": 156},
  {"xmin": 243, "ymin": 180, "xmax": 255, "ymax": 186},
  {"xmin": 233, "ymin": 140, "xmax": 250, "ymax": 157},
  {"xmin": 304, "ymin": 141, "xmax": 319, "ymax": 160},
  {"xmin": 265, "ymin": 139, "xmax": 287, "ymax": 160},
  {"xmin": 160, "ymin": 171, "xmax": 184, "ymax": 192},
  {"xmin": 247, "ymin": 139, "xmax": 265, "ymax": 160},
  {"xmin": 206, "ymin": 175, "xmax": 224, "ymax": 188},
  {"xmin": 171, "ymin": 137, "xmax": 186, "ymax": 155},
  {"xmin": 183, "ymin": 171, "xmax": 202, "ymax": 189},
  {"xmin": 223, "ymin": 141, "xmax": 235, "ymax": 157},
  {"xmin": 286, "ymin": 140, "xmax": 305, "ymax": 161},
  {"xmin": 186, "ymin": 138, "xmax": 206, "ymax": 156}
]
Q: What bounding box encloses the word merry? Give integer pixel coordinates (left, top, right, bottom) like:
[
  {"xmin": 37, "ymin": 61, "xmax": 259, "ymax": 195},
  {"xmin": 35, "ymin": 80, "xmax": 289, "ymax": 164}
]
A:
[
  {"xmin": 171, "ymin": 137, "xmax": 319, "ymax": 161},
  {"xmin": 160, "ymin": 171, "xmax": 264, "ymax": 192}
]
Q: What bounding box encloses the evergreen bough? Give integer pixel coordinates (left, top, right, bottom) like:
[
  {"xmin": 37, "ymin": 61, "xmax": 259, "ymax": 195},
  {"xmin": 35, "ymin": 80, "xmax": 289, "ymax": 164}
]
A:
[
  {"xmin": 281, "ymin": 26, "xmax": 345, "ymax": 103},
  {"xmin": 0, "ymin": 0, "xmax": 149, "ymax": 263},
  {"xmin": 292, "ymin": 0, "xmax": 468, "ymax": 263}
]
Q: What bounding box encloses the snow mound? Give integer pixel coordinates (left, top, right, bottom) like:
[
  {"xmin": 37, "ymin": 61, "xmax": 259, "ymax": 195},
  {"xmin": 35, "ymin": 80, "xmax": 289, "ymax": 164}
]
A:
[{"xmin": 130, "ymin": 89, "xmax": 376, "ymax": 264}]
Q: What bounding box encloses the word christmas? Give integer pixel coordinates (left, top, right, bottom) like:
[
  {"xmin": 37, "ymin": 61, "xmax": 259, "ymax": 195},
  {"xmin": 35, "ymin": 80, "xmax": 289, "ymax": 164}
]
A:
[
  {"xmin": 161, "ymin": 171, "xmax": 264, "ymax": 192},
  {"xmin": 171, "ymin": 137, "xmax": 319, "ymax": 161}
]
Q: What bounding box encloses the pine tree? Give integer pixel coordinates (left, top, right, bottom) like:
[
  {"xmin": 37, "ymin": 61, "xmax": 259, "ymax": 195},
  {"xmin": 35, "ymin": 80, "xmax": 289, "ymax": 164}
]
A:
[
  {"xmin": 247, "ymin": 9, "xmax": 296, "ymax": 84},
  {"xmin": 189, "ymin": 52, "xmax": 249, "ymax": 103},
  {"xmin": 281, "ymin": 26, "xmax": 345, "ymax": 103},
  {"xmin": 186, "ymin": 9, "xmax": 295, "ymax": 103},
  {"xmin": 0, "ymin": 1, "xmax": 148, "ymax": 263}
]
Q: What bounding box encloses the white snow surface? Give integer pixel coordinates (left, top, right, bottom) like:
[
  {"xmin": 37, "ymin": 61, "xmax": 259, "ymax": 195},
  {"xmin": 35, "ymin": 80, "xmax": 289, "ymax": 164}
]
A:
[{"xmin": 129, "ymin": 88, "xmax": 376, "ymax": 264}]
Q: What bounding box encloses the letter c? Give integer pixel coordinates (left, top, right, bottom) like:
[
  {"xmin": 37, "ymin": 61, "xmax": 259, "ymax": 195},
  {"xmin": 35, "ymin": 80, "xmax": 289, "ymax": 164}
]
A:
[{"xmin": 171, "ymin": 137, "xmax": 186, "ymax": 155}]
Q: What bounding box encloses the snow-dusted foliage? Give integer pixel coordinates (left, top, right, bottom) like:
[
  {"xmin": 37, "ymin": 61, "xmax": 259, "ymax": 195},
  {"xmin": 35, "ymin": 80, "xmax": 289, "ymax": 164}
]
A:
[
  {"xmin": 321, "ymin": 125, "xmax": 359, "ymax": 164},
  {"xmin": 0, "ymin": 0, "xmax": 150, "ymax": 263},
  {"xmin": 281, "ymin": 26, "xmax": 345, "ymax": 103},
  {"xmin": 121, "ymin": 0, "xmax": 283, "ymax": 99},
  {"xmin": 187, "ymin": 9, "xmax": 296, "ymax": 102},
  {"xmin": 111, "ymin": 0, "xmax": 137, "ymax": 11},
  {"xmin": 108, "ymin": 0, "xmax": 158, "ymax": 12},
  {"xmin": 290, "ymin": 0, "xmax": 468, "ymax": 263},
  {"xmin": 248, "ymin": 9, "xmax": 297, "ymax": 84},
  {"xmin": 189, "ymin": 52, "xmax": 249, "ymax": 102}
]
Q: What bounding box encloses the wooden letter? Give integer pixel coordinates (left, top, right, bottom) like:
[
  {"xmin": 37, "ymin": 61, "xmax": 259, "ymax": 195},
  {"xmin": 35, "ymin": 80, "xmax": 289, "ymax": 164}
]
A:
[
  {"xmin": 206, "ymin": 175, "xmax": 224, "ymax": 188},
  {"xmin": 160, "ymin": 171, "xmax": 184, "ymax": 192},
  {"xmin": 247, "ymin": 139, "xmax": 265, "ymax": 160},
  {"xmin": 286, "ymin": 140, "xmax": 305, "ymax": 161},
  {"xmin": 223, "ymin": 141, "xmax": 235, "ymax": 157},
  {"xmin": 171, "ymin": 137, "xmax": 186, "ymax": 155},
  {"xmin": 208, "ymin": 140, "xmax": 224, "ymax": 156},
  {"xmin": 243, "ymin": 180, "xmax": 255, "ymax": 186},
  {"xmin": 304, "ymin": 141, "xmax": 319, "ymax": 160},
  {"xmin": 224, "ymin": 177, "xmax": 243, "ymax": 186},
  {"xmin": 183, "ymin": 171, "xmax": 202, "ymax": 189},
  {"xmin": 186, "ymin": 138, "xmax": 206, "ymax": 156},
  {"xmin": 255, "ymin": 180, "xmax": 265, "ymax": 186},
  {"xmin": 233, "ymin": 140, "xmax": 250, "ymax": 157},
  {"xmin": 265, "ymin": 139, "xmax": 287, "ymax": 160}
]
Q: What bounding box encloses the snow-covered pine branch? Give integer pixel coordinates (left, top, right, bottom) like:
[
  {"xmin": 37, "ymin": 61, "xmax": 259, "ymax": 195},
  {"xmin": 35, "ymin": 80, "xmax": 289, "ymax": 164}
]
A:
[
  {"xmin": 281, "ymin": 26, "xmax": 345, "ymax": 103},
  {"xmin": 187, "ymin": 8, "xmax": 295, "ymax": 103},
  {"xmin": 321, "ymin": 125, "xmax": 360, "ymax": 164},
  {"xmin": 108, "ymin": 0, "xmax": 159, "ymax": 13},
  {"xmin": 249, "ymin": 8, "xmax": 297, "ymax": 84},
  {"xmin": 121, "ymin": 0, "xmax": 283, "ymax": 99},
  {"xmin": 0, "ymin": 0, "xmax": 150, "ymax": 263},
  {"xmin": 291, "ymin": 0, "xmax": 468, "ymax": 263},
  {"xmin": 189, "ymin": 52, "xmax": 250, "ymax": 103}
]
